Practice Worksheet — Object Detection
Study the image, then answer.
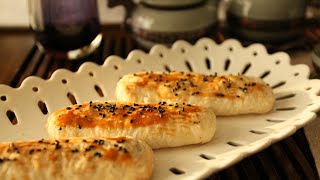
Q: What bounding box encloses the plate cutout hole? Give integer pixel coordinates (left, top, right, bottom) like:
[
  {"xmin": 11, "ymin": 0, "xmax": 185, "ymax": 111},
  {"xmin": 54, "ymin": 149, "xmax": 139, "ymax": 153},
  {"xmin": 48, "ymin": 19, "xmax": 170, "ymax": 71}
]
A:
[
  {"xmin": 276, "ymin": 93, "xmax": 296, "ymax": 100},
  {"xmin": 89, "ymin": 72, "xmax": 94, "ymax": 77},
  {"xmin": 169, "ymin": 168, "xmax": 185, "ymax": 175},
  {"xmin": 137, "ymin": 59, "xmax": 142, "ymax": 64},
  {"xmin": 271, "ymin": 81, "xmax": 286, "ymax": 89},
  {"xmin": 159, "ymin": 53, "xmax": 164, "ymax": 58},
  {"xmin": 266, "ymin": 119, "xmax": 285, "ymax": 123},
  {"xmin": 6, "ymin": 110, "xmax": 17, "ymax": 125},
  {"xmin": 205, "ymin": 57, "xmax": 211, "ymax": 70},
  {"xmin": 67, "ymin": 92, "xmax": 77, "ymax": 105},
  {"xmin": 1, "ymin": 96, "xmax": 7, "ymax": 101},
  {"xmin": 32, "ymin": 87, "xmax": 38, "ymax": 92},
  {"xmin": 250, "ymin": 130, "xmax": 267, "ymax": 135},
  {"xmin": 94, "ymin": 85, "xmax": 104, "ymax": 97},
  {"xmin": 224, "ymin": 59, "xmax": 231, "ymax": 71},
  {"xmin": 241, "ymin": 63, "xmax": 252, "ymax": 75},
  {"xmin": 61, "ymin": 79, "xmax": 67, "ymax": 84},
  {"xmin": 114, "ymin": 65, "xmax": 118, "ymax": 70},
  {"xmin": 294, "ymin": 72, "xmax": 299, "ymax": 76},
  {"xmin": 38, "ymin": 101, "xmax": 48, "ymax": 115},
  {"xmin": 185, "ymin": 60, "xmax": 193, "ymax": 72},
  {"xmin": 260, "ymin": 71, "xmax": 271, "ymax": 79},
  {"xmin": 227, "ymin": 141, "xmax": 242, "ymax": 147},
  {"xmin": 164, "ymin": 65, "xmax": 171, "ymax": 72},
  {"xmin": 200, "ymin": 154, "xmax": 215, "ymax": 160},
  {"xmin": 276, "ymin": 107, "xmax": 296, "ymax": 111}
]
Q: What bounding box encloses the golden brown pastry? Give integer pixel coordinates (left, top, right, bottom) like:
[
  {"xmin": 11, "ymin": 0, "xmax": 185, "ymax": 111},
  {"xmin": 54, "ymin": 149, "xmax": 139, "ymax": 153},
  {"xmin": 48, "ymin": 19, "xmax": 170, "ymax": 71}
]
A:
[
  {"xmin": 116, "ymin": 72, "xmax": 275, "ymax": 116},
  {"xmin": 47, "ymin": 101, "xmax": 216, "ymax": 149},
  {"xmin": 0, "ymin": 137, "xmax": 153, "ymax": 180}
]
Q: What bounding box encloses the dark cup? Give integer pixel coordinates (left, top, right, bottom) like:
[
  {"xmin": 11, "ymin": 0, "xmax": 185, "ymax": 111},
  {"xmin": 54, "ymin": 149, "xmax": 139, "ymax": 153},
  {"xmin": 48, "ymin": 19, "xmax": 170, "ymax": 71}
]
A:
[{"xmin": 28, "ymin": 0, "xmax": 103, "ymax": 60}]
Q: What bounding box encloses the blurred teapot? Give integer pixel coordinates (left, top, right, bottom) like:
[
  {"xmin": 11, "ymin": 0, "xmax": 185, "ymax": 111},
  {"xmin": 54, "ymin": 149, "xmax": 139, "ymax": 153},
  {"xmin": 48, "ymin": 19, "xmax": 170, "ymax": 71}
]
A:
[
  {"xmin": 226, "ymin": 0, "xmax": 308, "ymax": 43},
  {"xmin": 108, "ymin": 0, "xmax": 219, "ymax": 49}
]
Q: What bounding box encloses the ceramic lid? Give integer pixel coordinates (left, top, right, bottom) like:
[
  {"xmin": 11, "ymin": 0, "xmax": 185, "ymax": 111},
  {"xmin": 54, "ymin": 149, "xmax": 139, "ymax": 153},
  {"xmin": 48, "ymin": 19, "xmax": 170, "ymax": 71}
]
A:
[{"xmin": 141, "ymin": 0, "xmax": 204, "ymax": 7}]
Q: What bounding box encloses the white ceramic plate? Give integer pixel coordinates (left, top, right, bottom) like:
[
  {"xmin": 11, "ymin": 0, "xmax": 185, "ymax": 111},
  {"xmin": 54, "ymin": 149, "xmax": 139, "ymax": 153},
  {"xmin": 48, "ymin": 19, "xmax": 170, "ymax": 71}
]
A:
[{"xmin": 0, "ymin": 38, "xmax": 320, "ymax": 179}]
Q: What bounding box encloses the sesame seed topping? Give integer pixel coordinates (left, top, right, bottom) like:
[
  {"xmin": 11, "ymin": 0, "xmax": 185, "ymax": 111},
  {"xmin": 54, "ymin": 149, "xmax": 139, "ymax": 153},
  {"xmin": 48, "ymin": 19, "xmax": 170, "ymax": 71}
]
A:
[
  {"xmin": 94, "ymin": 152, "xmax": 102, "ymax": 158},
  {"xmin": 117, "ymin": 139, "xmax": 125, "ymax": 143},
  {"xmin": 29, "ymin": 149, "xmax": 34, "ymax": 155},
  {"xmin": 71, "ymin": 149, "xmax": 79, "ymax": 153}
]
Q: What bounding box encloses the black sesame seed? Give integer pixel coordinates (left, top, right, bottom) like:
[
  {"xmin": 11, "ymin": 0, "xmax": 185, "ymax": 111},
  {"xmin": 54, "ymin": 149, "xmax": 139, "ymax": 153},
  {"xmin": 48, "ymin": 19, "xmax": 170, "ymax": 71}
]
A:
[
  {"xmin": 66, "ymin": 107, "xmax": 71, "ymax": 110},
  {"xmin": 130, "ymin": 119, "xmax": 134, "ymax": 123},
  {"xmin": 123, "ymin": 114, "xmax": 128, "ymax": 117},
  {"xmin": 94, "ymin": 152, "xmax": 102, "ymax": 158},
  {"xmin": 236, "ymin": 95, "xmax": 240, "ymax": 98},
  {"xmin": 64, "ymin": 140, "xmax": 69, "ymax": 143},
  {"xmin": 187, "ymin": 104, "xmax": 191, "ymax": 106},
  {"xmin": 77, "ymin": 125, "xmax": 82, "ymax": 129},
  {"xmin": 38, "ymin": 139, "xmax": 44, "ymax": 143},
  {"xmin": 59, "ymin": 127, "xmax": 62, "ymax": 130},
  {"xmin": 82, "ymin": 140, "xmax": 87, "ymax": 143},
  {"xmin": 55, "ymin": 144, "xmax": 61, "ymax": 150},
  {"xmin": 98, "ymin": 140, "xmax": 104, "ymax": 145},
  {"xmin": 117, "ymin": 139, "xmax": 125, "ymax": 143},
  {"xmin": 216, "ymin": 93, "xmax": 225, "ymax": 97},
  {"xmin": 29, "ymin": 149, "xmax": 34, "ymax": 155},
  {"xmin": 71, "ymin": 149, "xmax": 79, "ymax": 153},
  {"xmin": 182, "ymin": 107, "xmax": 185, "ymax": 112}
]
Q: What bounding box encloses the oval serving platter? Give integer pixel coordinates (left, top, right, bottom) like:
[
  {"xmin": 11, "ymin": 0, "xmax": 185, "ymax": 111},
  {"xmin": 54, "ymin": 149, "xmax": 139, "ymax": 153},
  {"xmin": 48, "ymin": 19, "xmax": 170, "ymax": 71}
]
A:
[{"xmin": 0, "ymin": 38, "xmax": 320, "ymax": 179}]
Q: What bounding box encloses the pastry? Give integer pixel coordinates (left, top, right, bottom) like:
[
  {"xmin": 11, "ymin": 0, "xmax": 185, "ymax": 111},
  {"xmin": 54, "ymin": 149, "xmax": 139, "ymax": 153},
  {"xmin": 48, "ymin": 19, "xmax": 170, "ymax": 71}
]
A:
[
  {"xmin": 47, "ymin": 101, "xmax": 216, "ymax": 149},
  {"xmin": 116, "ymin": 72, "xmax": 275, "ymax": 116},
  {"xmin": 0, "ymin": 137, "xmax": 153, "ymax": 180}
]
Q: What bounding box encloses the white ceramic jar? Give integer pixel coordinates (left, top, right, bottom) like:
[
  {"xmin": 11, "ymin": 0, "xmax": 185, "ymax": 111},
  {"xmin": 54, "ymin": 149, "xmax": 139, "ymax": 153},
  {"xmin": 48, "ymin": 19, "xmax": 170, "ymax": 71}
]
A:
[
  {"xmin": 130, "ymin": 0, "xmax": 219, "ymax": 49},
  {"xmin": 226, "ymin": 0, "xmax": 307, "ymax": 43}
]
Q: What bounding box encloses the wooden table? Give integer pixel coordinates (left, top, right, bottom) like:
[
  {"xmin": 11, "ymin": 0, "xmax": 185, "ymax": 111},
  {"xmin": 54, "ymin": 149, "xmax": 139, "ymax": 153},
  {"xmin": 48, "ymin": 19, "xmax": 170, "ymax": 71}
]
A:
[{"xmin": 0, "ymin": 25, "xmax": 319, "ymax": 179}]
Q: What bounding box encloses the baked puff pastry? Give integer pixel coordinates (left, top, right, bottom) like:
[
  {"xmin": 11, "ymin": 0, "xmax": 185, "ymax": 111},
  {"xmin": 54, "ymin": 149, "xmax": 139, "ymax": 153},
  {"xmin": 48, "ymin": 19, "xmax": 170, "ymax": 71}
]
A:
[
  {"xmin": 116, "ymin": 72, "xmax": 275, "ymax": 116},
  {"xmin": 47, "ymin": 101, "xmax": 216, "ymax": 149},
  {"xmin": 0, "ymin": 137, "xmax": 153, "ymax": 180}
]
